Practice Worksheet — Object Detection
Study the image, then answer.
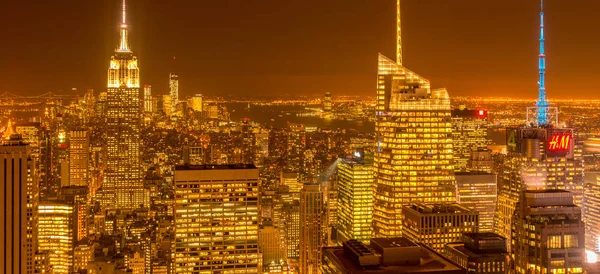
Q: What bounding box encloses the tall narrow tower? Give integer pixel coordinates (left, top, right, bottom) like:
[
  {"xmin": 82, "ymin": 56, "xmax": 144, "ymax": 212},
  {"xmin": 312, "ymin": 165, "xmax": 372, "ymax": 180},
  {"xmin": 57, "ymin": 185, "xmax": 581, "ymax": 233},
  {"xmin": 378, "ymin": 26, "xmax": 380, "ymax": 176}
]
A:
[
  {"xmin": 527, "ymin": 0, "xmax": 557, "ymax": 126},
  {"xmin": 536, "ymin": 0, "xmax": 548, "ymax": 125},
  {"xmin": 299, "ymin": 184, "xmax": 325, "ymax": 274},
  {"xmin": 0, "ymin": 136, "xmax": 38, "ymax": 274},
  {"xmin": 373, "ymin": 0, "xmax": 455, "ymax": 238},
  {"xmin": 495, "ymin": 0, "xmax": 583, "ymax": 251},
  {"xmin": 144, "ymin": 85, "xmax": 152, "ymax": 113},
  {"xmin": 104, "ymin": 0, "xmax": 146, "ymax": 210},
  {"xmin": 169, "ymin": 72, "xmax": 179, "ymax": 117}
]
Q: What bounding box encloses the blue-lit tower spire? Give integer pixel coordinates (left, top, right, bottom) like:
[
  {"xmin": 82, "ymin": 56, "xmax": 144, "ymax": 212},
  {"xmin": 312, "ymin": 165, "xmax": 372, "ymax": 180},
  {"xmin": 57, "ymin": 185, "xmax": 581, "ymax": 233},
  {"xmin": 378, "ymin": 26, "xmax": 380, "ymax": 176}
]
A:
[{"xmin": 536, "ymin": 0, "xmax": 549, "ymax": 125}]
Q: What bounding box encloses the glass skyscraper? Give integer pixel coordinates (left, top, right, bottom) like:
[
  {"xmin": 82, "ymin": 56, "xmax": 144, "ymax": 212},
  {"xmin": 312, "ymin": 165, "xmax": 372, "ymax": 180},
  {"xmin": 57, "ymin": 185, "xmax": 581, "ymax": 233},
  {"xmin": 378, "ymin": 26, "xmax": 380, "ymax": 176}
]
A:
[
  {"xmin": 173, "ymin": 164, "xmax": 260, "ymax": 274},
  {"xmin": 373, "ymin": 0, "xmax": 455, "ymax": 237}
]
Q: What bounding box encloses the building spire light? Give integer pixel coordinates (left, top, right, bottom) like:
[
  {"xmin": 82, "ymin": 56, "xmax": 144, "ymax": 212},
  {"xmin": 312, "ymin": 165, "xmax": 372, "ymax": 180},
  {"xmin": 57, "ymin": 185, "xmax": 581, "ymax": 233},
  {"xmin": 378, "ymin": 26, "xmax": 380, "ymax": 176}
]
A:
[
  {"xmin": 536, "ymin": 0, "xmax": 548, "ymax": 125},
  {"xmin": 117, "ymin": 0, "xmax": 131, "ymax": 52},
  {"xmin": 122, "ymin": 0, "xmax": 127, "ymax": 25},
  {"xmin": 397, "ymin": 0, "xmax": 402, "ymax": 65}
]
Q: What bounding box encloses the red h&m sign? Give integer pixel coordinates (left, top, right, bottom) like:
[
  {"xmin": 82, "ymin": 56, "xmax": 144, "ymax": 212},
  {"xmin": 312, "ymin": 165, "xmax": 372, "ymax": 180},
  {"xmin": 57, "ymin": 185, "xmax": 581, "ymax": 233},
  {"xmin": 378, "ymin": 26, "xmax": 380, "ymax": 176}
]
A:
[{"xmin": 548, "ymin": 134, "xmax": 571, "ymax": 152}]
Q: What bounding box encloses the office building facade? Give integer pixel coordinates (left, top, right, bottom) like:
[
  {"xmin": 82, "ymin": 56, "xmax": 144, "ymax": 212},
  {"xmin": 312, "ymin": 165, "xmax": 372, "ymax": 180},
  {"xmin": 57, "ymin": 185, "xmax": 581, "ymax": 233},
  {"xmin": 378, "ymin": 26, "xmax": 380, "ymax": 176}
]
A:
[
  {"xmin": 512, "ymin": 190, "xmax": 584, "ymax": 274},
  {"xmin": 282, "ymin": 200, "xmax": 300, "ymax": 262},
  {"xmin": 69, "ymin": 130, "xmax": 89, "ymax": 187},
  {"xmin": 173, "ymin": 164, "xmax": 260, "ymax": 274},
  {"xmin": 451, "ymin": 108, "xmax": 490, "ymax": 172},
  {"xmin": 455, "ymin": 172, "xmax": 497, "ymax": 232},
  {"xmin": 584, "ymin": 171, "xmax": 600, "ymax": 252},
  {"xmin": 337, "ymin": 158, "xmax": 374, "ymax": 243},
  {"xmin": 144, "ymin": 84, "xmax": 152, "ymax": 113},
  {"xmin": 0, "ymin": 136, "xmax": 38, "ymax": 274},
  {"xmin": 300, "ymin": 184, "xmax": 325, "ymax": 274},
  {"xmin": 38, "ymin": 202, "xmax": 74, "ymax": 274}
]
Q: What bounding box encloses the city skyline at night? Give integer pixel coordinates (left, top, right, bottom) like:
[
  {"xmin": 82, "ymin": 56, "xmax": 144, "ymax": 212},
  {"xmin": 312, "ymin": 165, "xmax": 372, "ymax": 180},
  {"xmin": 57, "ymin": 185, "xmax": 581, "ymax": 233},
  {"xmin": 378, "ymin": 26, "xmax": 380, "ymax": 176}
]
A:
[{"xmin": 2, "ymin": 0, "xmax": 600, "ymax": 273}]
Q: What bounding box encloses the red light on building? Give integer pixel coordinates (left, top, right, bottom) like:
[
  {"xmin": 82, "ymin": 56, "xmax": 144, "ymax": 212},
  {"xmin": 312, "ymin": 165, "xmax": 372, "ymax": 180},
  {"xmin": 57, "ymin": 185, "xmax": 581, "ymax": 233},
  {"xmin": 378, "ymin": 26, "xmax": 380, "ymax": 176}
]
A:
[
  {"xmin": 476, "ymin": 109, "xmax": 487, "ymax": 118},
  {"xmin": 548, "ymin": 134, "xmax": 571, "ymax": 151}
]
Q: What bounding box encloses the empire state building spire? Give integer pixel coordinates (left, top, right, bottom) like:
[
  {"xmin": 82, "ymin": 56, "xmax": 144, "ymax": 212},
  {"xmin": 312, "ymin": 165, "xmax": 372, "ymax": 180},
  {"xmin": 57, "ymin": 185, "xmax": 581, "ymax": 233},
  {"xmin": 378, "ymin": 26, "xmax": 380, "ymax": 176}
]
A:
[{"xmin": 117, "ymin": 0, "xmax": 131, "ymax": 52}]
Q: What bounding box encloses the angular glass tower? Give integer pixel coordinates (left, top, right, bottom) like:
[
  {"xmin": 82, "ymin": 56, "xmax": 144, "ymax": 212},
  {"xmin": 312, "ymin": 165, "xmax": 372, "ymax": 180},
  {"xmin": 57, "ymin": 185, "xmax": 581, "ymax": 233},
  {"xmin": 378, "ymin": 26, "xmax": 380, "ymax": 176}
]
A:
[{"xmin": 372, "ymin": 0, "xmax": 455, "ymax": 238}]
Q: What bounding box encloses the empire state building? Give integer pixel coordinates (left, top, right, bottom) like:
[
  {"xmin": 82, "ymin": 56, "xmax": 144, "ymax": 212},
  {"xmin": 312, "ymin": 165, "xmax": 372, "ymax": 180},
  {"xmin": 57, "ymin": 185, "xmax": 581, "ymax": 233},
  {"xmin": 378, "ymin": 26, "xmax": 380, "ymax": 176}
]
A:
[{"xmin": 104, "ymin": 0, "xmax": 147, "ymax": 210}]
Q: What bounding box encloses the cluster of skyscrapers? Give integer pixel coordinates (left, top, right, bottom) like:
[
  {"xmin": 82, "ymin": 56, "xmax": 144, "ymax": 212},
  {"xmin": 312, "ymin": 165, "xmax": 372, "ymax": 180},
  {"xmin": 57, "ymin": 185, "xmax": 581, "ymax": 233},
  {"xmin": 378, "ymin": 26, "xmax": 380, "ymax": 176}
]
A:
[{"xmin": 1, "ymin": 0, "xmax": 599, "ymax": 274}]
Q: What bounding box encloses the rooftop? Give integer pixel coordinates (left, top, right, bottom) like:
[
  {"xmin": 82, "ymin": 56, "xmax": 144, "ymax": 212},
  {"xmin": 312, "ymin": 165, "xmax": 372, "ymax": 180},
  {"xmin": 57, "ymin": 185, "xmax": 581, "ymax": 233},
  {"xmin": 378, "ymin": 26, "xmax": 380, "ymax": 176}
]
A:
[
  {"xmin": 371, "ymin": 238, "xmax": 418, "ymax": 248},
  {"xmin": 175, "ymin": 164, "xmax": 257, "ymax": 171},
  {"xmin": 462, "ymin": 232, "xmax": 505, "ymax": 242},
  {"xmin": 526, "ymin": 189, "xmax": 571, "ymax": 194},
  {"xmin": 524, "ymin": 190, "xmax": 576, "ymax": 207},
  {"xmin": 324, "ymin": 245, "xmax": 464, "ymax": 274},
  {"xmin": 446, "ymin": 243, "xmax": 506, "ymax": 260},
  {"xmin": 451, "ymin": 108, "xmax": 487, "ymax": 119},
  {"xmin": 454, "ymin": 171, "xmax": 493, "ymax": 176},
  {"xmin": 404, "ymin": 203, "xmax": 475, "ymax": 215}
]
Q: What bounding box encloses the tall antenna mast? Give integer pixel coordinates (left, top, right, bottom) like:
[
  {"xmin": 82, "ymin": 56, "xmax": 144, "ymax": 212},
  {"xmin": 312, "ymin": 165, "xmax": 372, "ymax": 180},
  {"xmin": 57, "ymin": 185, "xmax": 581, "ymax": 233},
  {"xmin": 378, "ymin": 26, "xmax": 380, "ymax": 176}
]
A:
[
  {"xmin": 117, "ymin": 0, "xmax": 131, "ymax": 52},
  {"xmin": 122, "ymin": 0, "xmax": 127, "ymax": 25},
  {"xmin": 536, "ymin": 0, "xmax": 548, "ymax": 125},
  {"xmin": 396, "ymin": 0, "xmax": 403, "ymax": 65}
]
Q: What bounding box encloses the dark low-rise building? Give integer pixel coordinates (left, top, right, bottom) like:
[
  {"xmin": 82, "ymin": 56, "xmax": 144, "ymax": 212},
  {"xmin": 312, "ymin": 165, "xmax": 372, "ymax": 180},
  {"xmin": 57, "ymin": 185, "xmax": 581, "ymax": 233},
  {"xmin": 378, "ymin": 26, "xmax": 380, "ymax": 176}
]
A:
[
  {"xmin": 443, "ymin": 233, "xmax": 508, "ymax": 274},
  {"xmin": 322, "ymin": 238, "xmax": 466, "ymax": 274}
]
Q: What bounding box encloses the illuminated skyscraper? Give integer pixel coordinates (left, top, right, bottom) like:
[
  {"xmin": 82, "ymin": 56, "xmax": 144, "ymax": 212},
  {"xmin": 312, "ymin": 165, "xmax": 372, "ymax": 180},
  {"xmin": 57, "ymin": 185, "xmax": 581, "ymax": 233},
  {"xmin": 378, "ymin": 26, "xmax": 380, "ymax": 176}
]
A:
[
  {"xmin": 512, "ymin": 190, "xmax": 584, "ymax": 274},
  {"xmin": 0, "ymin": 136, "xmax": 38, "ymax": 274},
  {"xmin": 451, "ymin": 108, "xmax": 490, "ymax": 172},
  {"xmin": 286, "ymin": 123, "xmax": 306, "ymax": 175},
  {"xmin": 455, "ymin": 173, "xmax": 497, "ymax": 232},
  {"xmin": 69, "ymin": 130, "xmax": 89, "ymax": 187},
  {"xmin": 373, "ymin": 0, "xmax": 455, "ymax": 237},
  {"xmin": 38, "ymin": 202, "xmax": 74, "ymax": 274},
  {"xmin": 300, "ymin": 184, "xmax": 325, "ymax": 274},
  {"xmin": 496, "ymin": 128, "xmax": 583, "ymax": 249},
  {"xmin": 336, "ymin": 158, "xmax": 374, "ymax": 244},
  {"xmin": 162, "ymin": 95, "xmax": 172, "ymax": 117},
  {"xmin": 283, "ymin": 200, "xmax": 300, "ymax": 262},
  {"xmin": 584, "ymin": 172, "xmax": 600, "ymax": 252},
  {"xmin": 323, "ymin": 92, "xmax": 333, "ymax": 118},
  {"xmin": 173, "ymin": 164, "xmax": 260, "ymax": 274},
  {"xmin": 494, "ymin": 1, "xmax": 584, "ymax": 251},
  {"xmin": 144, "ymin": 85, "xmax": 152, "ymax": 113},
  {"xmin": 169, "ymin": 73, "xmax": 179, "ymax": 117},
  {"xmin": 105, "ymin": 0, "xmax": 146, "ymax": 210},
  {"xmin": 189, "ymin": 94, "xmax": 203, "ymax": 112}
]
